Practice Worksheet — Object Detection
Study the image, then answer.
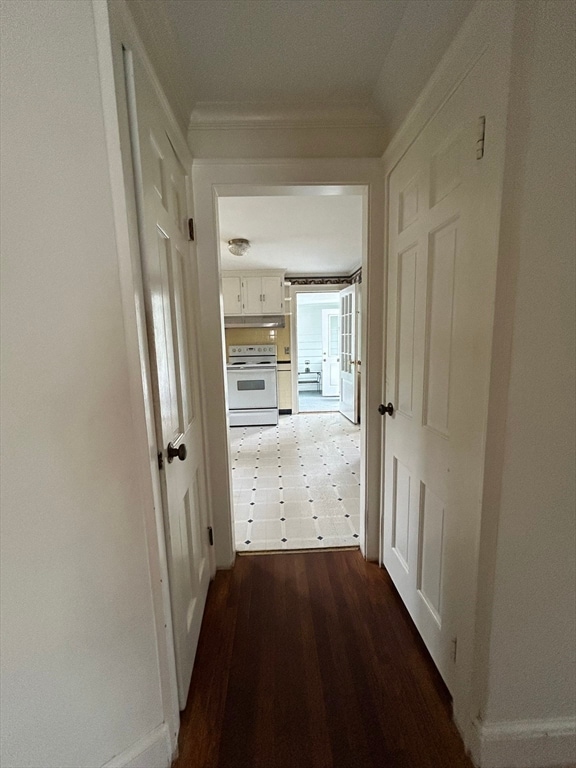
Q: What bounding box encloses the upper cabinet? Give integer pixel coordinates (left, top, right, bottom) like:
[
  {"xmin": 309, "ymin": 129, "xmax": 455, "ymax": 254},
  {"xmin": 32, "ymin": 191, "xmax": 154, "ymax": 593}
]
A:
[
  {"xmin": 221, "ymin": 275, "xmax": 243, "ymax": 315},
  {"xmin": 222, "ymin": 272, "xmax": 285, "ymax": 316}
]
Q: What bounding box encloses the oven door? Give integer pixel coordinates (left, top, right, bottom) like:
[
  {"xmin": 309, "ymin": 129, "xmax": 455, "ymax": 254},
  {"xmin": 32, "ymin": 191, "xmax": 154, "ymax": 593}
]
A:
[{"xmin": 227, "ymin": 367, "xmax": 278, "ymax": 410}]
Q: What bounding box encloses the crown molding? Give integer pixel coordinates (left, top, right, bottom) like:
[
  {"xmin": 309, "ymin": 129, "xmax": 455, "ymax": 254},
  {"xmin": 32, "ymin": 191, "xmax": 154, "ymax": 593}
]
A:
[
  {"xmin": 188, "ymin": 101, "xmax": 385, "ymax": 131},
  {"xmin": 191, "ymin": 157, "xmax": 383, "ymax": 169}
]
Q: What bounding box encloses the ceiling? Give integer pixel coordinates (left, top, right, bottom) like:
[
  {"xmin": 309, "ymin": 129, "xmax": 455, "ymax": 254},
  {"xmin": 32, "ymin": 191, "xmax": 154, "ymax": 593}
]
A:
[
  {"xmin": 126, "ymin": 0, "xmax": 475, "ymax": 145},
  {"xmin": 218, "ymin": 194, "xmax": 363, "ymax": 276},
  {"xmin": 163, "ymin": 0, "xmax": 407, "ymax": 106}
]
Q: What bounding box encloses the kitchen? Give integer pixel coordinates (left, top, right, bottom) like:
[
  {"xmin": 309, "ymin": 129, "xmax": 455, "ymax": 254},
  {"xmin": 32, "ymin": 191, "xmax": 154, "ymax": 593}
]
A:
[{"xmin": 218, "ymin": 191, "xmax": 364, "ymax": 553}]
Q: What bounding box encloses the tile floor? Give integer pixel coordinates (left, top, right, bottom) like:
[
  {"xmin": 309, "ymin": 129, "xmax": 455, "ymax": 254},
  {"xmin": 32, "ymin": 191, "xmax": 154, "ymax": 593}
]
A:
[
  {"xmin": 230, "ymin": 412, "xmax": 361, "ymax": 552},
  {"xmin": 298, "ymin": 390, "xmax": 339, "ymax": 412}
]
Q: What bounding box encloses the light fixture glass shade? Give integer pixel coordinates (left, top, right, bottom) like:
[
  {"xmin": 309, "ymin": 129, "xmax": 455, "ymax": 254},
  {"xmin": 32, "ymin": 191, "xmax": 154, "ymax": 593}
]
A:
[{"xmin": 228, "ymin": 238, "xmax": 250, "ymax": 256}]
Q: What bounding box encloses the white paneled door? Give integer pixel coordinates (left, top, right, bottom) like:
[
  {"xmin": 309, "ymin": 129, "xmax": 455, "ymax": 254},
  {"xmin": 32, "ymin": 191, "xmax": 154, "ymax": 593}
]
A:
[
  {"xmin": 382, "ymin": 49, "xmax": 508, "ymax": 696},
  {"xmin": 339, "ymin": 285, "xmax": 358, "ymax": 423},
  {"xmin": 321, "ymin": 309, "xmax": 340, "ymax": 397},
  {"xmin": 126, "ymin": 51, "xmax": 211, "ymax": 709}
]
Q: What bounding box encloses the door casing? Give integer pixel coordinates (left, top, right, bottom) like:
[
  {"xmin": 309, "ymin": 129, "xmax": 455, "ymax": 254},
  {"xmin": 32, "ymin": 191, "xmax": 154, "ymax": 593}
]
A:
[{"xmin": 192, "ymin": 174, "xmax": 385, "ymax": 566}]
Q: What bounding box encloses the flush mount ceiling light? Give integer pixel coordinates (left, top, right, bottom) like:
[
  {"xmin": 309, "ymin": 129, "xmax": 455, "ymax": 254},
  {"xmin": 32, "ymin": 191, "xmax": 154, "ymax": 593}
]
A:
[{"xmin": 227, "ymin": 238, "xmax": 250, "ymax": 257}]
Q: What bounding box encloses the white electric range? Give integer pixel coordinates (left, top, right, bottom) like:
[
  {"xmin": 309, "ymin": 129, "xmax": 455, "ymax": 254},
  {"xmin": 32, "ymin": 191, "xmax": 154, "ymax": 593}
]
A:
[{"xmin": 226, "ymin": 345, "xmax": 278, "ymax": 427}]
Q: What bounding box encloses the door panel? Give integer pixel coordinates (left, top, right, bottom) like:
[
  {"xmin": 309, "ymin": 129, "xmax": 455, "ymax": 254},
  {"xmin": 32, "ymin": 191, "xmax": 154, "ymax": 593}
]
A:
[
  {"xmin": 382, "ymin": 48, "xmax": 507, "ymax": 695},
  {"xmin": 423, "ymin": 220, "xmax": 457, "ymax": 437},
  {"xmin": 396, "ymin": 245, "xmax": 418, "ymax": 418},
  {"xmin": 321, "ymin": 309, "xmax": 340, "ymax": 397},
  {"xmin": 127, "ymin": 50, "xmax": 211, "ymax": 710}
]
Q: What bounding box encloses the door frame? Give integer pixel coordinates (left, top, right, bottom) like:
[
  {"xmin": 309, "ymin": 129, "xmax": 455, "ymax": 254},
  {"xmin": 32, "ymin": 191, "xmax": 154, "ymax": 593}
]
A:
[
  {"xmin": 290, "ymin": 284, "xmax": 347, "ymax": 414},
  {"xmin": 193, "ymin": 169, "xmax": 385, "ymax": 566},
  {"xmin": 93, "ymin": 1, "xmax": 218, "ymax": 756}
]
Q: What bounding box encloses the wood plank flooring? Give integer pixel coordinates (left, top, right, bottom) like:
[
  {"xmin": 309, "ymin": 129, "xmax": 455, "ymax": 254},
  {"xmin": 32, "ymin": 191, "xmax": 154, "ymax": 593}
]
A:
[{"xmin": 173, "ymin": 550, "xmax": 473, "ymax": 768}]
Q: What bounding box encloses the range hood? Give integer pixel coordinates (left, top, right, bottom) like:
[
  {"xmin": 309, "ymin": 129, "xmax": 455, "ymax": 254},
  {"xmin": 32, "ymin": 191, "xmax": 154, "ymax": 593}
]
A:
[{"xmin": 224, "ymin": 315, "xmax": 286, "ymax": 329}]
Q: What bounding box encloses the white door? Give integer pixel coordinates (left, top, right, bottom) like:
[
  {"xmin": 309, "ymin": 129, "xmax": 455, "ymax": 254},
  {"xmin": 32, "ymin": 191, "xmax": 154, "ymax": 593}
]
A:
[
  {"xmin": 261, "ymin": 276, "xmax": 284, "ymax": 314},
  {"xmin": 222, "ymin": 276, "xmax": 242, "ymax": 315},
  {"xmin": 321, "ymin": 308, "xmax": 340, "ymax": 397},
  {"xmin": 127, "ymin": 51, "xmax": 211, "ymax": 709},
  {"xmin": 338, "ymin": 285, "xmax": 358, "ymax": 423},
  {"xmin": 382, "ymin": 50, "xmax": 508, "ymax": 695}
]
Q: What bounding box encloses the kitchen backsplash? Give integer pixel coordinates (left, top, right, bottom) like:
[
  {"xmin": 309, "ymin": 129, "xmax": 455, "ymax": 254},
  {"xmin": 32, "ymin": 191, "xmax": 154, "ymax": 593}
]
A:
[{"xmin": 225, "ymin": 316, "xmax": 291, "ymax": 361}]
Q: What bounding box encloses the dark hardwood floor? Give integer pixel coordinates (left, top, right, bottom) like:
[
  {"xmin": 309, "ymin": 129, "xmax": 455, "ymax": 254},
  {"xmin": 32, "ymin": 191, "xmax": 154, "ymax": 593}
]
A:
[{"xmin": 173, "ymin": 550, "xmax": 473, "ymax": 768}]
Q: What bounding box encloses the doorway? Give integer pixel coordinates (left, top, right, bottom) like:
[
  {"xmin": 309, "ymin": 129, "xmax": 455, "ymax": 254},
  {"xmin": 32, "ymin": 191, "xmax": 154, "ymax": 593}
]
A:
[
  {"xmin": 214, "ymin": 186, "xmax": 366, "ymax": 554},
  {"xmin": 296, "ymin": 292, "xmax": 340, "ymax": 413},
  {"xmin": 192, "ymin": 166, "xmax": 385, "ymax": 566}
]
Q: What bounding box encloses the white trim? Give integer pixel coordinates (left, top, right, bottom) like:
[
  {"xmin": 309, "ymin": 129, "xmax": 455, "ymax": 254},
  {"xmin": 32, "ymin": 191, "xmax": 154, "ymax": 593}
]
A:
[
  {"xmin": 468, "ymin": 717, "xmax": 576, "ymax": 768},
  {"xmin": 192, "ymin": 162, "xmax": 384, "ymax": 566},
  {"xmin": 92, "ymin": 0, "xmax": 190, "ymax": 755},
  {"xmin": 193, "ymin": 157, "xmax": 385, "ymax": 168},
  {"xmin": 188, "ymin": 101, "xmax": 385, "ymax": 130},
  {"xmin": 102, "ymin": 724, "xmax": 172, "ymax": 768}
]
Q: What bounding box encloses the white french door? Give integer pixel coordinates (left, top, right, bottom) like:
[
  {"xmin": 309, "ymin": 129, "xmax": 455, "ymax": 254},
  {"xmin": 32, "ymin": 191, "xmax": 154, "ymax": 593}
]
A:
[
  {"xmin": 382, "ymin": 48, "xmax": 508, "ymax": 696},
  {"xmin": 338, "ymin": 285, "xmax": 358, "ymax": 423},
  {"xmin": 126, "ymin": 50, "xmax": 211, "ymax": 710},
  {"xmin": 321, "ymin": 308, "xmax": 340, "ymax": 397}
]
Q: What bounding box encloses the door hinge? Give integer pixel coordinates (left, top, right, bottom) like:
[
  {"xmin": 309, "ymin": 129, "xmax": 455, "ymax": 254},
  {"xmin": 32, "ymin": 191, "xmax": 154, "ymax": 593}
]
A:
[
  {"xmin": 188, "ymin": 217, "xmax": 195, "ymax": 241},
  {"xmin": 208, "ymin": 526, "xmax": 214, "ymax": 546},
  {"xmin": 157, "ymin": 451, "xmax": 164, "ymax": 470},
  {"xmin": 476, "ymin": 116, "xmax": 486, "ymax": 159},
  {"xmin": 451, "ymin": 636, "xmax": 458, "ymax": 663}
]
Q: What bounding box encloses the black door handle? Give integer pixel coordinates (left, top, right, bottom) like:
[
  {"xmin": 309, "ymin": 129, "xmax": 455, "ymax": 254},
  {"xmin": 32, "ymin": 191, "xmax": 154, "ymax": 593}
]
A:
[
  {"xmin": 378, "ymin": 403, "xmax": 394, "ymax": 416},
  {"xmin": 167, "ymin": 442, "xmax": 187, "ymax": 463}
]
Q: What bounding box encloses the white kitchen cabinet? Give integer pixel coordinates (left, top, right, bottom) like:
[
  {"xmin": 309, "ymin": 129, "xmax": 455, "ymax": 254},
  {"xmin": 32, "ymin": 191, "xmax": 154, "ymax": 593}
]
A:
[
  {"xmin": 241, "ymin": 275, "xmax": 284, "ymax": 315},
  {"xmin": 222, "ymin": 272, "xmax": 285, "ymax": 316},
  {"xmin": 222, "ymin": 275, "xmax": 243, "ymax": 315},
  {"xmin": 261, "ymin": 276, "xmax": 284, "ymax": 314},
  {"xmin": 242, "ymin": 276, "xmax": 265, "ymax": 314}
]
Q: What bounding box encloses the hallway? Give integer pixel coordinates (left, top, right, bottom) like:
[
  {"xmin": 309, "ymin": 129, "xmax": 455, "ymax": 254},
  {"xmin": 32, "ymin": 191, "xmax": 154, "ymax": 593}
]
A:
[{"xmin": 174, "ymin": 550, "xmax": 472, "ymax": 768}]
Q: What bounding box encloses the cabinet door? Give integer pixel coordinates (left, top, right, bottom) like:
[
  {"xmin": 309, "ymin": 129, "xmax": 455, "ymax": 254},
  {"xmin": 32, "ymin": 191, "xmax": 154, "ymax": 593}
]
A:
[
  {"xmin": 242, "ymin": 277, "xmax": 263, "ymax": 314},
  {"xmin": 222, "ymin": 276, "xmax": 242, "ymax": 315},
  {"xmin": 261, "ymin": 276, "xmax": 284, "ymax": 314}
]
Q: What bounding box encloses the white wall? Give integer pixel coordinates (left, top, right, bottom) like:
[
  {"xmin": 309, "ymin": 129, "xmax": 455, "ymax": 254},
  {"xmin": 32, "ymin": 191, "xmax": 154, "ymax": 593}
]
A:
[
  {"xmin": 472, "ymin": 1, "xmax": 576, "ymax": 765},
  {"xmin": 0, "ymin": 2, "xmax": 168, "ymax": 766}
]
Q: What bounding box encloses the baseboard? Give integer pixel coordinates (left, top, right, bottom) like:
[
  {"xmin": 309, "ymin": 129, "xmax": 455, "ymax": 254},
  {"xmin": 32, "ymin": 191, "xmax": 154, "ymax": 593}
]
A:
[
  {"xmin": 102, "ymin": 723, "xmax": 173, "ymax": 768},
  {"xmin": 469, "ymin": 716, "xmax": 576, "ymax": 768},
  {"xmin": 279, "ymin": 408, "xmax": 292, "ymax": 415}
]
